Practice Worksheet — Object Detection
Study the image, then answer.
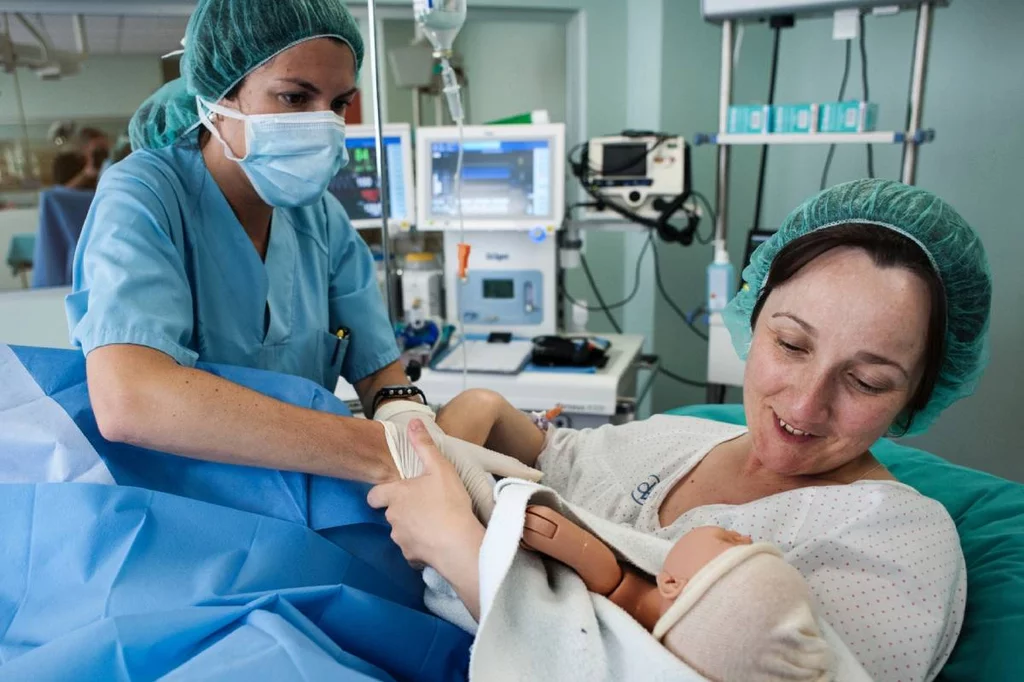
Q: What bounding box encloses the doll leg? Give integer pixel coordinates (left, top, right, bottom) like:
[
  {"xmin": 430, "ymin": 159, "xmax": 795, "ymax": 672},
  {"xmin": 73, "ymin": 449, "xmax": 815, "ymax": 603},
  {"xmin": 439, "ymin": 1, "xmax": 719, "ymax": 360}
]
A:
[{"xmin": 437, "ymin": 389, "xmax": 547, "ymax": 467}]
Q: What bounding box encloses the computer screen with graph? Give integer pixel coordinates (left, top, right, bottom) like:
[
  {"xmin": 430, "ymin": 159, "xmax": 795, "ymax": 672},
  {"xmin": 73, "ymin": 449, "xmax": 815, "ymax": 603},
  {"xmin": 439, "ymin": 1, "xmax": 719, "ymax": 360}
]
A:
[{"xmin": 416, "ymin": 123, "xmax": 565, "ymax": 231}]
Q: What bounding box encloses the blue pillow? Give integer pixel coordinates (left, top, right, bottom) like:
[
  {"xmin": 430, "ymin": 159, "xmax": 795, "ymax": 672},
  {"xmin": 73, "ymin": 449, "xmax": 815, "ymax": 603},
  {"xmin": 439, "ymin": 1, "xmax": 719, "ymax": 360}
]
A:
[{"xmin": 665, "ymin": 404, "xmax": 1024, "ymax": 680}]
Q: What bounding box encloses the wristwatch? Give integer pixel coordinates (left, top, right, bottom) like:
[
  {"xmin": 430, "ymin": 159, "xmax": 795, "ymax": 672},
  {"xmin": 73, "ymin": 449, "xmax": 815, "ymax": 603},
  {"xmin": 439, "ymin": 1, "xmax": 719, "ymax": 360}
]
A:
[{"xmin": 371, "ymin": 384, "xmax": 428, "ymax": 418}]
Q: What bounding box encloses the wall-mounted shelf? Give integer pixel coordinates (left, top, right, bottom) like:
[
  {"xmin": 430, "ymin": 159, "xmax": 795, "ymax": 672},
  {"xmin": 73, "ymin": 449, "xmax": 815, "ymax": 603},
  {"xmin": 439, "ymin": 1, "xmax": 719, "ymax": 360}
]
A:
[{"xmin": 694, "ymin": 130, "xmax": 935, "ymax": 146}]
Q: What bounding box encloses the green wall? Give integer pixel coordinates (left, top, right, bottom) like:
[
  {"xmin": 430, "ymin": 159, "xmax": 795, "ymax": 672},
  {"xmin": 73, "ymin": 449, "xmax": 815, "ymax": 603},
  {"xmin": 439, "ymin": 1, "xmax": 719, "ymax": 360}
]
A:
[
  {"xmin": 653, "ymin": 0, "xmax": 772, "ymax": 411},
  {"xmin": 653, "ymin": 0, "xmax": 1023, "ymax": 481}
]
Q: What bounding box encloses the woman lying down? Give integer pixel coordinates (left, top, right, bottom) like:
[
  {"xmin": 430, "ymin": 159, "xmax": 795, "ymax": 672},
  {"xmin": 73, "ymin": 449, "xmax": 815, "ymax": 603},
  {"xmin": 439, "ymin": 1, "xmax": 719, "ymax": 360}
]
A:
[{"xmin": 368, "ymin": 180, "xmax": 991, "ymax": 682}]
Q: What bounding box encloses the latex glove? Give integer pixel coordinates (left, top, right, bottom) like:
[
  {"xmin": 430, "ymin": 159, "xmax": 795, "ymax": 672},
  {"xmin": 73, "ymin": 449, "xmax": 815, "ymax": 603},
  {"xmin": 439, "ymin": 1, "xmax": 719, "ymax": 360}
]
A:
[
  {"xmin": 375, "ymin": 400, "xmax": 542, "ymax": 522},
  {"xmin": 373, "ymin": 400, "xmax": 445, "ymax": 476}
]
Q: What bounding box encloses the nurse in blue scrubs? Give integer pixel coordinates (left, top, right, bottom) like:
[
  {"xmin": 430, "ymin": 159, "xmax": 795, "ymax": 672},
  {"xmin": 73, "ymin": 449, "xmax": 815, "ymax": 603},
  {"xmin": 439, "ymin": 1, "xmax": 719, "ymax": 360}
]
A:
[{"xmin": 66, "ymin": 0, "xmax": 421, "ymax": 484}]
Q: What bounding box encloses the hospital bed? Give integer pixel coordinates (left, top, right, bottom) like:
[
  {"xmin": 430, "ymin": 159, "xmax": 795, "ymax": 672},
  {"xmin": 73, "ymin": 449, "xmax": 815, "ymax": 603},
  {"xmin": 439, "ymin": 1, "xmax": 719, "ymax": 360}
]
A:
[{"xmin": 0, "ymin": 345, "xmax": 1020, "ymax": 680}]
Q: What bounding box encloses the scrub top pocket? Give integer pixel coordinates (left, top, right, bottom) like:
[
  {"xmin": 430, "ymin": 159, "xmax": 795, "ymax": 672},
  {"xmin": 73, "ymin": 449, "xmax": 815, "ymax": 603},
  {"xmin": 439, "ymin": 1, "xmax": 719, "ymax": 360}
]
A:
[
  {"xmin": 253, "ymin": 329, "xmax": 348, "ymax": 390},
  {"xmin": 320, "ymin": 330, "xmax": 349, "ymax": 392}
]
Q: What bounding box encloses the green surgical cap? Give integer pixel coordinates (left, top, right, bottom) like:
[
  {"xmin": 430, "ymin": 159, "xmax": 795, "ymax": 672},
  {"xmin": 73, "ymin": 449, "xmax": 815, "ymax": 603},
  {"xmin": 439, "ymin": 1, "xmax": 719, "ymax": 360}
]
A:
[
  {"xmin": 129, "ymin": 0, "xmax": 364, "ymax": 150},
  {"xmin": 723, "ymin": 178, "xmax": 992, "ymax": 436}
]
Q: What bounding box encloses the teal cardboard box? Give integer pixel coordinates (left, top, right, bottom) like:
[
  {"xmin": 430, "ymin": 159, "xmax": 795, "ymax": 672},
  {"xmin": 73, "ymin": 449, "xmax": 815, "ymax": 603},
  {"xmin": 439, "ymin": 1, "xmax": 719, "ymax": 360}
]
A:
[
  {"xmin": 771, "ymin": 103, "xmax": 818, "ymax": 133},
  {"xmin": 819, "ymin": 100, "xmax": 878, "ymax": 133},
  {"xmin": 727, "ymin": 104, "xmax": 772, "ymax": 134}
]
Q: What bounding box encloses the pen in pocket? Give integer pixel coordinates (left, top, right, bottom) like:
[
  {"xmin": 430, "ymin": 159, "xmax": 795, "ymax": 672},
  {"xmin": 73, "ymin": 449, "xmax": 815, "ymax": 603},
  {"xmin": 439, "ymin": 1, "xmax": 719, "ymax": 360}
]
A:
[{"xmin": 331, "ymin": 327, "xmax": 349, "ymax": 364}]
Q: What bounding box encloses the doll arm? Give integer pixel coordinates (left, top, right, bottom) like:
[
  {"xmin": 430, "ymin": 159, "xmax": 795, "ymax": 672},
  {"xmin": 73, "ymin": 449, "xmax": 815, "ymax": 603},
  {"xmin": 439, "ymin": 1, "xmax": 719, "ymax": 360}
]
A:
[{"xmin": 520, "ymin": 505, "xmax": 624, "ymax": 594}]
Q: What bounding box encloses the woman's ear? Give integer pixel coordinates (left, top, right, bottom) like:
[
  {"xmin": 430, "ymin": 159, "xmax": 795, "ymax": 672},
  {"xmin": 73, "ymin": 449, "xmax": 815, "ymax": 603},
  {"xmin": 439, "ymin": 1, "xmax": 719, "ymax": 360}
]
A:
[{"xmin": 656, "ymin": 569, "xmax": 685, "ymax": 601}]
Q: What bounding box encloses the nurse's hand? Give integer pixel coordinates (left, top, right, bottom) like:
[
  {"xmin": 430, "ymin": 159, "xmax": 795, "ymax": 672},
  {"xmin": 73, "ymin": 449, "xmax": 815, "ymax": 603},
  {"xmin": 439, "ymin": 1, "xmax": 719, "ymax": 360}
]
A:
[
  {"xmin": 368, "ymin": 419, "xmax": 483, "ymax": 567},
  {"xmin": 368, "ymin": 418, "xmax": 485, "ymax": 619},
  {"xmin": 375, "ymin": 401, "xmax": 541, "ymax": 523}
]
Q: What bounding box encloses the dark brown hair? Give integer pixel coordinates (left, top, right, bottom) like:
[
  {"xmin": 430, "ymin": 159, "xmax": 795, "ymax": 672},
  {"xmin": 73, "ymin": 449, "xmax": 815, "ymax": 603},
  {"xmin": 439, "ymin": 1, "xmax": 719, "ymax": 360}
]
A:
[
  {"xmin": 750, "ymin": 223, "xmax": 947, "ymax": 436},
  {"xmin": 78, "ymin": 127, "xmax": 109, "ymax": 144},
  {"xmin": 52, "ymin": 150, "xmax": 87, "ymax": 186}
]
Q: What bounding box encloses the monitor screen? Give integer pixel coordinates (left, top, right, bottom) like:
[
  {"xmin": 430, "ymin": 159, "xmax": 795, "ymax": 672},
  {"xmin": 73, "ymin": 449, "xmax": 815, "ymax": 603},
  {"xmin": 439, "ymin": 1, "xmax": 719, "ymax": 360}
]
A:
[
  {"xmin": 601, "ymin": 142, "xmax": 648, "ymax": 177},
  {"xmin": 329, "ymin": 136, "xmax": 409, "ymax": 223},
  {"xmin": 428, "ymin": 139, "xmax": 552, "ymax": 220},
  {"xmin": 743, "ymin": 228, "xmax": 776, "ymax": 268},
  {"xmin": 740, "ymin": 228, "xmax": 777, "ymax": 291},
  {"xmin": 482, "ymin": 278, "xmax": 515, "ymax": 299}
]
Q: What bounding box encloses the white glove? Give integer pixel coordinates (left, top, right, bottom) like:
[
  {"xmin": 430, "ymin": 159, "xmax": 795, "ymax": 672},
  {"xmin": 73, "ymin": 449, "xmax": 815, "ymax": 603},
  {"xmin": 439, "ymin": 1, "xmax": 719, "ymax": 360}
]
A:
[{"xmin": 375, "ymin": 400, "xmax": 542, "ymax": 522}]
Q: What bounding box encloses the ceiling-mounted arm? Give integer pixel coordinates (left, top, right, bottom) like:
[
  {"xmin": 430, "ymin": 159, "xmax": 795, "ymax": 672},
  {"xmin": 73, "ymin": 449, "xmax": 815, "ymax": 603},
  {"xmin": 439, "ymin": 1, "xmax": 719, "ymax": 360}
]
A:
[
  {"xmin": 0, "ymin": 13, "xmax": 51, "ymax": 73},
  {"xmin": 13, "ymin": 13, "xmax": 51, "ymax": 63},
  {"xmin": 0, "ymin": 15, "xmax": 16, "ymax": 73},
  {"xmin": 72, "ymin": 14, "xmax": 88, "ymax": 55}
]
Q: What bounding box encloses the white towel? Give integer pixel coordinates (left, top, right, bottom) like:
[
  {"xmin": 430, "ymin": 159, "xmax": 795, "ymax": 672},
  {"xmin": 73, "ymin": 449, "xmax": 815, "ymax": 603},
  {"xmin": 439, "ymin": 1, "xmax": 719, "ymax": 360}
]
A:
[{"xmin": 427, "ymin": 479, "xmax": 875, "ymax": 682}]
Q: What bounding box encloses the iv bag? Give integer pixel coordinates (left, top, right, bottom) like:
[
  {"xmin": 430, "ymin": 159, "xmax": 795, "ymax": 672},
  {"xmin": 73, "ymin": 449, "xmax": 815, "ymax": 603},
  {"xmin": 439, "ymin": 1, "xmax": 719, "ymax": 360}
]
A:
[{"xmin": 413, "ymin": 0, "xmax": 467, "ymax": 55}]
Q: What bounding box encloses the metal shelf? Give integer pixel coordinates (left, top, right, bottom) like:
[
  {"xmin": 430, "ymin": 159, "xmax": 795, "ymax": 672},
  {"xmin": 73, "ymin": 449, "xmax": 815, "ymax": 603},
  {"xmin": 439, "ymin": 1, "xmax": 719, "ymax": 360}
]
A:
[{"xmin": 694, "ymin": 130, "xmax": 935, "ymax": 146}]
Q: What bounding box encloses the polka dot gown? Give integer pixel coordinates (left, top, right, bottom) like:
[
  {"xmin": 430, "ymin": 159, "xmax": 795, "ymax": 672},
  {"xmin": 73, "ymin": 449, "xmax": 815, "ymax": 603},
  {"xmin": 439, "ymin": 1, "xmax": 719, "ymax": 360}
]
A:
[{"xmin": 537, "ymin": 415, "xmax": 966, "ymax": 682}]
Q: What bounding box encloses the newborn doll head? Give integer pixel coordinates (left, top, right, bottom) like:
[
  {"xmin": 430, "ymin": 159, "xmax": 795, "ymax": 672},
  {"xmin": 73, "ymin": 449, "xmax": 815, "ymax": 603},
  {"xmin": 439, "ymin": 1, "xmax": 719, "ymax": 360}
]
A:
[
  {"xmin": 653, "ymin": 532, "xmax": 833, "ymax": 682},
  {"xmin": 655, "ymin": 526, "xmax": 754, "ymax": 605}
]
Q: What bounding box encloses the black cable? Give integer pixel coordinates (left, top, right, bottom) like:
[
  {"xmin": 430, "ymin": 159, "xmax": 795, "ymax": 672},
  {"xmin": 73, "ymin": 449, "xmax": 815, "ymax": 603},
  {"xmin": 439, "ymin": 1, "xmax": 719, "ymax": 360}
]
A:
[
  {"xmin": 820, "ymin": 39, "xmax": 852, "ymax": 190},
  {"xmin": 563, "ymin": 203, "xmax": 709, "ymax": 389},
  {"xmin": 560, "ymin": 201, "xmax": 643, "ymax": 318},
  {"xmin": 562, "ymin": 233, "xmax": 652, "ymax": 312},
  {"xmin": 659, "ymin": 367, "xmax": 708, "ymax": 389},
  {"xmin": 578, "ymin": 250, "xmax": 622, "ymax": 333},
  {"xmin": 576, "ymin": 174, "xmax": 700, "ymax": 244},
  {"xmin": 859, "ymin": 13, "xmax": 875, "ymax": 178},
  {"xmin": 650, "ymin": 237, "xmax": 709, "ymax": 342},
  {"xmin": 569, "ymin": 234, "xmax": 709, "ymax": 390},
  {"xmin": 567, "ymin": 142, "xmax": 586, "ymax": 172},
  {"xmin": 752, "ymin": 25, "xmax": 783, "ymax": 229},
  {"xmin": 690, "ymin": 190, "xmax": 717, "ymax": 245},
  {"xmin": 562, "ymin": 197, "xmax": 625, "ymax": 333}
]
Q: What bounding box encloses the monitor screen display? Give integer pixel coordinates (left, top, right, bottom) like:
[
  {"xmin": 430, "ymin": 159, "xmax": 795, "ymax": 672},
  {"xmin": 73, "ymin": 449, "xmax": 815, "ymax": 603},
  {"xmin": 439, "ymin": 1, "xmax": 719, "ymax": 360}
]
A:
[
  {"xmin": 601, "ymin": 142, "xmax": 648, "ymax": 177},
  {"xmin": 329, "ymin": 136, "xmax": 408, "ymax": 223},
  {"xmin": 428, "ymin": 139, "xmax": 552, "ymax": 220},
  {"xmin": 482, "ymin": 278, "xmax": 515, "ymax": 299}
]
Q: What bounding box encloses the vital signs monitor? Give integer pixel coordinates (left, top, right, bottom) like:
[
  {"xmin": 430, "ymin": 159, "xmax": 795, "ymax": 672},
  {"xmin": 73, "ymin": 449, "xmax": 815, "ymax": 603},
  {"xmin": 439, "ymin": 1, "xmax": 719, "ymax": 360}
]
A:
[{"xmin": 329, "ymin": 123, "xmax": 416, "ymax": 232}]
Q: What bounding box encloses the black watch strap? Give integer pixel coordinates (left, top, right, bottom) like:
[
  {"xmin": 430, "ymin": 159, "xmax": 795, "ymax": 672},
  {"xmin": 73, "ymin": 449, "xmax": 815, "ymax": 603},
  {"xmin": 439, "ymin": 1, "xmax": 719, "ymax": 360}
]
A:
[{"xmin": 371, "ymin": 385, "xmax": 427, "ymax": 418}]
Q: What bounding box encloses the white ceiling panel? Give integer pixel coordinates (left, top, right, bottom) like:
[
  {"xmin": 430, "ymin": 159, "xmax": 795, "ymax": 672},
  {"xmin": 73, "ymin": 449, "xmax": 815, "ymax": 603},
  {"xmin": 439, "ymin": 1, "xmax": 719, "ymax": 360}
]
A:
[
  {"xmin": 119, "ymin": 15, "xmax": 187, "ymax": 54},
  {"xmin": 2, "ymin": 12, "xmax": 187, "ymax": 55}
]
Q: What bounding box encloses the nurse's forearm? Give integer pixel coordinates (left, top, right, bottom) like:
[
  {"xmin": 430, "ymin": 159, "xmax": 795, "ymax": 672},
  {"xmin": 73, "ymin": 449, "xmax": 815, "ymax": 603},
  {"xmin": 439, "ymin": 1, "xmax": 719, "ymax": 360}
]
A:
[{"xmin": 87, "ymin": 344, "xmax": 398, "ymax": 484}]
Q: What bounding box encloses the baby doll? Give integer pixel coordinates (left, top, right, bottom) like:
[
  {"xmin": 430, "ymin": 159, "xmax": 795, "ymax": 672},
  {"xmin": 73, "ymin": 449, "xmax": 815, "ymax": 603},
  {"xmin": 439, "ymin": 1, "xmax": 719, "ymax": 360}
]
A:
[{"xmin": 522, "ymin": 506, "xmax": 834, "ymax": 681}]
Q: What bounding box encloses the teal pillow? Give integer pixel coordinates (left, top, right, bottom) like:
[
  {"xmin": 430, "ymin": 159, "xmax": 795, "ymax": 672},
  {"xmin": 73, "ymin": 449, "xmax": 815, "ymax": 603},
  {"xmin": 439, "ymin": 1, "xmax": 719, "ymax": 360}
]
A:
[{"xmin": 665, "ymin": 404, "xmax": 1024, "ymax": 680}]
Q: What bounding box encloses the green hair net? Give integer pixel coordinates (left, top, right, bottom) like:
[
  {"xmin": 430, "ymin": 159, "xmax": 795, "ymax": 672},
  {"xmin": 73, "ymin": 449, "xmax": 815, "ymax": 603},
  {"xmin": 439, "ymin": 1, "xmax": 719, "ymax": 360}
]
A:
[
  {"xmin": 129, "ymin": 0, "xmax": 364, "ymax": 150},
  {"xmin": 723, "ymin": 178, "xmax": 992, "ymax": 436}
]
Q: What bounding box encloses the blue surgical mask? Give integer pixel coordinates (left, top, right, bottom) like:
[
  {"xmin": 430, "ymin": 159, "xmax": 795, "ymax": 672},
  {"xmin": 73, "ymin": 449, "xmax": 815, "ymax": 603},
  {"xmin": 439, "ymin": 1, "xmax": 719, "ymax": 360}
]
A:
[{"xmin": 197, "ymin": 96, "xmax": 349, "ymax": 208}]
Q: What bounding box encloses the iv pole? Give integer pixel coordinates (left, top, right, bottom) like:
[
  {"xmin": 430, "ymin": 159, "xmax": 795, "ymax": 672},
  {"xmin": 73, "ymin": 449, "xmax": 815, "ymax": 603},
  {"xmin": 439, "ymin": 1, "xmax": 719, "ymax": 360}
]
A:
[{"xmin": 365, "ymin": 0, "xmax": 398, "ymax": 323}]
